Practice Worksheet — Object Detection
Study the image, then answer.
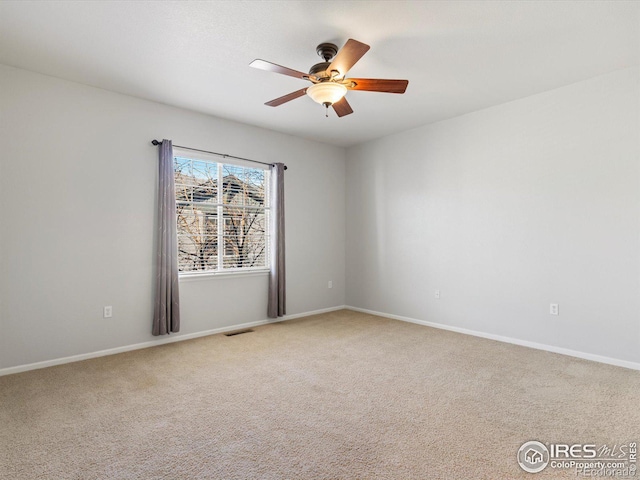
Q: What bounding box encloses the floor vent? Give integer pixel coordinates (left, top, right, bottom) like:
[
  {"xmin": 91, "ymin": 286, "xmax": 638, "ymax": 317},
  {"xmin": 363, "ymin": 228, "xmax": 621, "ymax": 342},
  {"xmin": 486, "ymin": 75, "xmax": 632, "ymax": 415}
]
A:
[{"xmin": 225, "ymin": 329, "xmax": 254, "ymax": 337}]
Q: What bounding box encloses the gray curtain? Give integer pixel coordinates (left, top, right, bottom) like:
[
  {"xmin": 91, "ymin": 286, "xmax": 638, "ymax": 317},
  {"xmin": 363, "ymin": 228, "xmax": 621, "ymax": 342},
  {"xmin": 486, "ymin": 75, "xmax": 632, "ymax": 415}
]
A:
[
  {"xmin": 152, "ymin": 139, "xmax": 180, "ymax": 335},
  {"xmin": 268, "ymin": 163, "xmax": 286, "ymax": 318}
]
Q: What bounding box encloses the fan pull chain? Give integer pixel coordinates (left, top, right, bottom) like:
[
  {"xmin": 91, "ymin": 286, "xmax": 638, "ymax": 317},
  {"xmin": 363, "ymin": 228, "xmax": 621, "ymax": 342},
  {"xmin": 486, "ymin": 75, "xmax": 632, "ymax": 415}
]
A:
[{"xmin": 325, "ymin": 104, "xmax": 329, "ymax": 117}]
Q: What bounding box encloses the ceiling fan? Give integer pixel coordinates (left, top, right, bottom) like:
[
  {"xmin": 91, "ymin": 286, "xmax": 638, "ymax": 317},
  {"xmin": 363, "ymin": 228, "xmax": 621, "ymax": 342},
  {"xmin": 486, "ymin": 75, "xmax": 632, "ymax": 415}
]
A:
[{"xmin": 250, "ymin": 39, "xmax": 408, "ymax": 118}]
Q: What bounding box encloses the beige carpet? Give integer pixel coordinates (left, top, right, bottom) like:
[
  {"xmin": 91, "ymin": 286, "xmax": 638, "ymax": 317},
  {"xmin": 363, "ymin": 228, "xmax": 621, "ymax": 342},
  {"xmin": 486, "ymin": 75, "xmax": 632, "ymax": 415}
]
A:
[{"xmin": 1, "ymin": 309, "xmax": 639, "ymax": 479}]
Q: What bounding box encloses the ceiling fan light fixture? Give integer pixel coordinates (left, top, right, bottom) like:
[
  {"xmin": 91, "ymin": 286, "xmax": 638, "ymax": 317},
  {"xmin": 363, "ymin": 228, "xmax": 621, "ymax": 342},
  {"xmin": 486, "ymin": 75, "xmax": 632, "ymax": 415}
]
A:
[
  {"xmin": 251, "ymin": 38, "xmax": 408, "ymax": 117},
  {"xmin": 306, "ymin": 82, "xmax": 347, "ymax": 106}
]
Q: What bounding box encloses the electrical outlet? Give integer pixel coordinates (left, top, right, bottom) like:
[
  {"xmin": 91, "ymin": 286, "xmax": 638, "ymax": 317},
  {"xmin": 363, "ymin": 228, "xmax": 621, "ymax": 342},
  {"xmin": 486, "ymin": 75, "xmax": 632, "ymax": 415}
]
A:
[
  {"xmin": 550, "ymin": 303, "xmax": 559, "ymax": 316},
  {"xmin": 435, "ymin": 290, "xmax": 440, "ymax": 299},
  {"xmin": 103, "ymin": 306, "xmax": 113, "ymax": 318},
  {"xmin": 328, "ymin": 280, "xmax": 333, "ymax": 289}
]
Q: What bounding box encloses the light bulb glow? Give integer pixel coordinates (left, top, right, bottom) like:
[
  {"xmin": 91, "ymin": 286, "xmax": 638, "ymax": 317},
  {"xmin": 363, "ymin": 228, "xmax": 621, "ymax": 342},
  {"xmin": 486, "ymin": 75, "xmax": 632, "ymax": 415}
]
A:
[{"xmin": 306, "ymin": 82, "xmax": 347, "ymax": 105}]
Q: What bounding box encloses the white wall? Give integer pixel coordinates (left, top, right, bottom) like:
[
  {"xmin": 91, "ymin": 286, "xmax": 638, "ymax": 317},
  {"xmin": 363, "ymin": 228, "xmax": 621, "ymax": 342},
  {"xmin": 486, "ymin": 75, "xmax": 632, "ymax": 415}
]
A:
[
  {"xmin": 346, "ymin": 68, "xmax": 640, "ymax": 364},
  {"xmin": 0, "ymin": 65, "xmax": 346, "ymax": 370}
]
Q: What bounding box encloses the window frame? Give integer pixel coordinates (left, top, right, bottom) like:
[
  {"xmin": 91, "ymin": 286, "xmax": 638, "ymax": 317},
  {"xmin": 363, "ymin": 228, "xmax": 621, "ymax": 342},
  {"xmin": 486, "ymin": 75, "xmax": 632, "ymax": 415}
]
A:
[{"xmin": 173, "ymin": 148, "xmax": 271, "ymax": 278}]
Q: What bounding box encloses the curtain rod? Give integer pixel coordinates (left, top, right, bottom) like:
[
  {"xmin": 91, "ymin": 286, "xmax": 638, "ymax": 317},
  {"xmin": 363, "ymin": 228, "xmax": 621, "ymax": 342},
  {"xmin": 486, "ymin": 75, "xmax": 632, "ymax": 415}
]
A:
[{"xmin": 151, "ymin": 140, "xmax": 287, "ymax": 170}]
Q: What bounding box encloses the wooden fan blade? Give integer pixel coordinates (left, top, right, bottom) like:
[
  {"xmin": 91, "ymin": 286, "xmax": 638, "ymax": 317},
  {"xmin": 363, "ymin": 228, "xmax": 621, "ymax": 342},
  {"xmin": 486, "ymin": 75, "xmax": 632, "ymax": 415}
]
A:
[
  {"xmin": 265, "ymin": 88, "xmax": 308, "ymax": 107},
  {"xmin": 332, "ymin": 97, "xmax": 353, "ymax": 117},
  {"xmin": 347, "ymin": 78, "xmax": 409, "ymax": 93},
  {"xmin": 328, "ymin": 39, "xmax": 370, "ymax": 77},
  {"xmin": 250, "ymin": 59, "xmax": 310, "ymax": 80}
]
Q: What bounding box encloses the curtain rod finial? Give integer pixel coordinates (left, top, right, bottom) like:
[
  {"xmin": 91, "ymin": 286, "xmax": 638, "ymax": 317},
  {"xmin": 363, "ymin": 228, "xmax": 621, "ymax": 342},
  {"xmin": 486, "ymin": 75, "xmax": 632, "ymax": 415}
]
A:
[{"xmin": 151, "ymin": 139, "xmax": 162, "ymax": 146}]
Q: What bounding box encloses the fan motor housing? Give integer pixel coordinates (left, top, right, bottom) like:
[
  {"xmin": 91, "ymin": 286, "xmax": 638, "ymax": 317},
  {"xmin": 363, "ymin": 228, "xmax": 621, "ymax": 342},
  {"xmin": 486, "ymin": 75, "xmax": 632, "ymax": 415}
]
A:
[{"xmin": 309, "ymin": 62, "xmax": 331, "ymax": 78}]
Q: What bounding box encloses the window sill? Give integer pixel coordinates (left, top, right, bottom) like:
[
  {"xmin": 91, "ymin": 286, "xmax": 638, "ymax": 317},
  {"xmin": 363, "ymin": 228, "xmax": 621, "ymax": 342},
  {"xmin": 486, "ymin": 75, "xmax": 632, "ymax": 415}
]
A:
[{"xmin": 179, "ymin": 269, "xmax": 270, "ymax": 282}]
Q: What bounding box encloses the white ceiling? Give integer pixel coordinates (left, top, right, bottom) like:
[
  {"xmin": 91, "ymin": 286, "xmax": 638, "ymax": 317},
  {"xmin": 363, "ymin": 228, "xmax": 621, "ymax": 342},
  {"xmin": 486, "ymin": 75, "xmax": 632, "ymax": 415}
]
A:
[{"xmin": 0, "ymin": 1, "xmax": 638, "ymax": 147}]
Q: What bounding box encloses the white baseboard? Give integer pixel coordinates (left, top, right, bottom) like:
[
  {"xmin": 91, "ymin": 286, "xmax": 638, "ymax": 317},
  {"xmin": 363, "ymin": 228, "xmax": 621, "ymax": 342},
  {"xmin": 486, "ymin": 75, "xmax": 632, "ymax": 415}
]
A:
[
  {"xmin": 0, "ymin": 305, "xmax": 346, "ymax": 377},
  {"xmin": 6, "ymin": 304, "xmax": 635, "ymax": 376},
  {"xmin": 346, "ymin": 306, "xmax": 640, "ymax": 372},
  {"xmin": 281, "ymin": 305, "xmax": 346, "ymax": 320}
]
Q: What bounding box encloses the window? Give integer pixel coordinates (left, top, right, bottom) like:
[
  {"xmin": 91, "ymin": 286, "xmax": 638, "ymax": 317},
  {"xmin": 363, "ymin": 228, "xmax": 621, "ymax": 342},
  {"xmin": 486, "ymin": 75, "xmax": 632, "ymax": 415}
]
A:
[{"xmin": 174, "ymin": 151, "xmax": 270, "ymax": 274}]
